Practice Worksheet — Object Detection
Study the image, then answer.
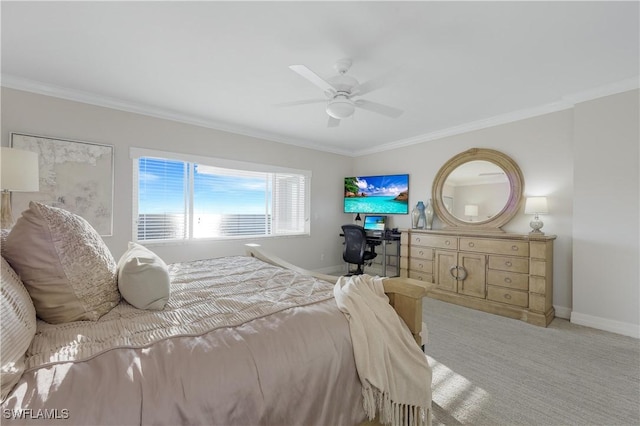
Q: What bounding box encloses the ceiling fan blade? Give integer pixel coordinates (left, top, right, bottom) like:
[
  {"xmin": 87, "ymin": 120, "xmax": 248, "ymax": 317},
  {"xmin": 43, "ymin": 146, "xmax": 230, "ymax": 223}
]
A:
[
  {"xmin": 327, "ymin": 116, "xmax": 340, "ymax": 128},
  {"xmin": 289, "ymin": 65, "xmax": 336, "ymax": 94},
  {"xmin": 274, "ymin": 99, "xmax": 326, "ymax": 107},
  {"xmin": 355, "ymin": 99, "xmax": 404, "ymax": 118},
  {"xmin": 351, "ymin": 75, "xmax": 389, "ymax": 97}
]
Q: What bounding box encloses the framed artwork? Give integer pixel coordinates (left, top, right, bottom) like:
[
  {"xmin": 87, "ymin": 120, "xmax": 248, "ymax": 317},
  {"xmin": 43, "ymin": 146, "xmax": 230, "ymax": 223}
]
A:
[{"xmin": 11, "ymin": 132, "xmax": 114, "ymax": 236}]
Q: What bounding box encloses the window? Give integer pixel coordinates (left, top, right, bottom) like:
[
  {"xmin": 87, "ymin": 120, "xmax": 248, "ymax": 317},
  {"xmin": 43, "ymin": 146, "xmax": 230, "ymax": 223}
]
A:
[{"xmin": 131, "ymin": 148, "xmax": 310, "ymax": 242}]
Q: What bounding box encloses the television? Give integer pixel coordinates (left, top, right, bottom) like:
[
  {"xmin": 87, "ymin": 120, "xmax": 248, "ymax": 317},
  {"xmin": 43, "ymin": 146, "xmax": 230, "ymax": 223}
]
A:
[{"xmin": 344, "ymin": 174, "xmax": 409, "ymax": 214}]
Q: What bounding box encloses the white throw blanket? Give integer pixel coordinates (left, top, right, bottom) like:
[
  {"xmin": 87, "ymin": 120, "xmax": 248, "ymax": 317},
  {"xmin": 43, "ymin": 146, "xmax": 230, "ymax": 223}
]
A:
[{"xmin": 334, "ymin": 274, "xmax": 432, "ymax": 426}]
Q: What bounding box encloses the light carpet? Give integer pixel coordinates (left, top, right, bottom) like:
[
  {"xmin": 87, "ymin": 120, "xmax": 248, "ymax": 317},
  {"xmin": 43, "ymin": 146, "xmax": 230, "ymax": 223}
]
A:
[{"xmin": 422, "ymin": 298, "xmax": 640, "ymax": 426}]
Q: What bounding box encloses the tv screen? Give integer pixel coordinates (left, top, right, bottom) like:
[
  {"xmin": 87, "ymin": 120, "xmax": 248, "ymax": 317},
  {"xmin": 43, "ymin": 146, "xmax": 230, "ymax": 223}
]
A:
[
  {"xmin": 344, "ymin": 174, "xmax": 409, "ymax": 214},
  {"xmin": 363, "ymin": 215, "xmax": 387, "ymax": 231}
]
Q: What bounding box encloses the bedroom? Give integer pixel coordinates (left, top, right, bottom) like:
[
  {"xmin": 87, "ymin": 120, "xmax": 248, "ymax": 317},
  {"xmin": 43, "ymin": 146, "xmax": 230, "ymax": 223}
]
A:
[{"xmin": 0, "ymin": 1, "xmax": 638, "ymax": 425}]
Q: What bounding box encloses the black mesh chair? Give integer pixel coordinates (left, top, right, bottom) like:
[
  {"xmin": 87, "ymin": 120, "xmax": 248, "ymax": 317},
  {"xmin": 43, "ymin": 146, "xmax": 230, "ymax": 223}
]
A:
[{"xmin": 341, "ymin": 224, "xmax": 377, "ymax": 275}]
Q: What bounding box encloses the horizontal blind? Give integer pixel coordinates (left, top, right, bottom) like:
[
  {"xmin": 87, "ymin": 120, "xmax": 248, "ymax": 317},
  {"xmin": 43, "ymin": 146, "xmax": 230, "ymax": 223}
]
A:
[
  {"xmin": 137, "ymin": 158, "xmax": 188, "ymax": 241},
  {"xmin": 132, "ymin": 149, "xmax": 310, "ymax": 242},
  {"xmin": 273, "ymin": 173, "xmax": 307, "ymax": 235}
]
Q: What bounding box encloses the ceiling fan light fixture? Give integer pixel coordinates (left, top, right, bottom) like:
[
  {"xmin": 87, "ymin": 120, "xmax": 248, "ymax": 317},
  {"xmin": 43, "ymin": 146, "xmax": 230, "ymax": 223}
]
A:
[{"xmin": 326, "ymin": 95, "xmax": 355, "ymax": 119}]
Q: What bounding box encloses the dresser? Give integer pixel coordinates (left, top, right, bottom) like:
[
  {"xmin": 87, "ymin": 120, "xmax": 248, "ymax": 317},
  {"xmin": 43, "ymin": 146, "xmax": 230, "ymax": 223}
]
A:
[{"xmin": 400, "ymin": 229, "xmax": 555, "ymax": 326}]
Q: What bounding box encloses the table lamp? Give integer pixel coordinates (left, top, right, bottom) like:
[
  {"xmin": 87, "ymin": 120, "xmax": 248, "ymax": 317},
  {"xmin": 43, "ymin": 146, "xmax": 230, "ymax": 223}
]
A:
[
  {"xmin": 524, "ymin": 196, "xmax": 548, "ymax": 234},
  {"xmin": 464, "ymin": 204, "xmax": 478, "ymax": 221},
  {"xmin": 1, "ymin": 147, "xmax": 40, "ymax": 229}
]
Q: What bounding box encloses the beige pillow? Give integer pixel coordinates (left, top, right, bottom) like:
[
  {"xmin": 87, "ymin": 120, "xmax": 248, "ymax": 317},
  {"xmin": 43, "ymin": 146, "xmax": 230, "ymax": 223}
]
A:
[
  {"xmin": 3, "ymin": 202, "xmax": 120, "ymax": 324},
  {"xmin": 118, "ymin": 242, "xmax": 170, "ymax": 310},
  {"xmin": 1, "ymin": 257, "xmax": 37, "ymax": 402}
]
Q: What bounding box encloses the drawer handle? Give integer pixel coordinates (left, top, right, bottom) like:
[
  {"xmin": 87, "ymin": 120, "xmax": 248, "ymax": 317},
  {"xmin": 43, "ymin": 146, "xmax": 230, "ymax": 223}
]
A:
[
  {"xmin": 449, "ymin": 266, "xmax": 458, "ymax": 279},
  {"xmin": 511, "ymin": 245, "xmax": 519, "ymax": 251},
  {"xmin": 445, "ymin": 240, "xmax": 451, "ymax": 246},
  {"xmin": 449, "ymin": 266, "xmax": 467, "ymax": 281},
  {"xmin": 416, "ymin": 237, "xmax": 421, "ymax": 243},
  {"xmin": 418, "ymin": 263, "xmax": 424, "ymax": 269},
  {"xmin": 505, "ymin": 261, "xmax": 512, "ymax": 267},
  {"xmin": 458, "ymin": 267, "xmax": 468, "ymax": 281},
  {"xmin": 468, "ymin": 242, "xmax": 475, "ymax": 248},
  {"xmin": 419, "ymin": 250, "xmax": 424, "ymax": 256},
  {"xmin": 504, "ymin": 294, "xmax": 512, "ymax": 300},
  {"xmin": 504, "ymin": 277, "xmax": 512, "ymax": 284}
]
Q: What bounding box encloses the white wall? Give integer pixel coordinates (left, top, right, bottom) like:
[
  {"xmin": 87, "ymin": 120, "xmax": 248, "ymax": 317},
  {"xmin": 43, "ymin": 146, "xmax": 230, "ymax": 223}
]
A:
[
  {"xmin": 3, "ymin": 86, "xmax": 638, "ymax": 337},
  {"xmin": 354, "ymin": 90, "xmax": 640, "ymax": 337},
  {"xmin": 450, "ymin": 182, "xmax": 510, "ymax": 220},
  {"xmin": 353, "ymin": 110, "xmax": 575, "ymax": 318},
  {"xmin": 572, "ymin": 90, "xmax": 639, "ymax": 337},
  {"xmin": 0, "ymin": 88, "xmax": 353, "ymax": 271}
]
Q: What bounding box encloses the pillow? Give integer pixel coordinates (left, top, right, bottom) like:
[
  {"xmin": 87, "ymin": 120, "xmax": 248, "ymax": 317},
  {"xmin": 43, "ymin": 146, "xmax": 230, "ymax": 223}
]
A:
[
  {"xmin": 1, "ymin": 228, "xmax": 10, "ymax": 257},
  {"xmin": 3, "ymin": 201, "xmax": 120, "ymax": 324},
  {"xmin": 117, "ymin": 242, "xmax": 170, "ymax": 310},
  {"xmin": 1, "ymin": 257, "xmax": 37, "ymax": 402}
]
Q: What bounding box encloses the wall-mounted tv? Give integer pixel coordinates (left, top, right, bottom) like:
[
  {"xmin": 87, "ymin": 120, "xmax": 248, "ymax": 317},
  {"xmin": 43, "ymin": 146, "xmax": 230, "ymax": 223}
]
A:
[{"xmin": 344, "ymin": 174, "xmax": 409, "ymax": 214}]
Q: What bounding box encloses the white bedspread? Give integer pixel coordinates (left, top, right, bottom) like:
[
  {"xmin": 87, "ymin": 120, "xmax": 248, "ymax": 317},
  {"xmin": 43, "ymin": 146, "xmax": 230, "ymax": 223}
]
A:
[
  {"xmin": 334, "ymin": 274, "xmax": 432, "ymax": 426},
  {"xmin": 25, "ymin": 256, "xmax": 334, "ymax": 369},
  {"xmin": 3, "ymin": 256, "xmax": 367, "ymax": 425}
]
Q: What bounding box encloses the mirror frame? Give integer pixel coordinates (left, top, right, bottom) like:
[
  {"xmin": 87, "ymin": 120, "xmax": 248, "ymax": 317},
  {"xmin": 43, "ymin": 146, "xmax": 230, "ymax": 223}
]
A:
[{"xmin": 432, "ymin": 148, "xmax": 524, "ymax": 232}]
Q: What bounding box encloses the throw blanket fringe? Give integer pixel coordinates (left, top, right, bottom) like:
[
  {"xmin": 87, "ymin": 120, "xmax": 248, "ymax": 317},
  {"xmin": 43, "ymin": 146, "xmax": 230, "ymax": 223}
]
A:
[
  {"xmin": 334, "ymin": 274, "xmax": 432, "ymax": 426},
  {"xmin": 363, "ymin": 384, "xmax": 429, "ymax": 426}
]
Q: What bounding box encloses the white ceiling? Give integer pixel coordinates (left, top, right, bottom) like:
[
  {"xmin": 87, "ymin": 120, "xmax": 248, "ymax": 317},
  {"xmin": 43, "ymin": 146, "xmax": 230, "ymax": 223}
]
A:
[{"xmin": 1, "ymin": 1, "xmax": 638, "ymax": 157}]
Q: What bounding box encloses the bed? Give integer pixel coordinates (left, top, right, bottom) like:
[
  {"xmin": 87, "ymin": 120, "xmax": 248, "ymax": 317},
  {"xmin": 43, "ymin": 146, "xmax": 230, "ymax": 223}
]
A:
[{"xmin": 1, "ymin": 202, "xmax": 429, "ymax": 426}]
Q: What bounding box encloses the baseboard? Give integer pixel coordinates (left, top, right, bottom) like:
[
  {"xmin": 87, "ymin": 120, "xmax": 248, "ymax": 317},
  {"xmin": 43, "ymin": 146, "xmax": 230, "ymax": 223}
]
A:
[
  {"xmin": 553, "ymin": 305, "xmax": 571, "ymax": 319},
  {"xmin": 314, "ymin": 264, "xmax": 345, "ymax": 276},
  {"xmin": 571, "ymin": 311, "xmax": 640, "ymax": 338}
]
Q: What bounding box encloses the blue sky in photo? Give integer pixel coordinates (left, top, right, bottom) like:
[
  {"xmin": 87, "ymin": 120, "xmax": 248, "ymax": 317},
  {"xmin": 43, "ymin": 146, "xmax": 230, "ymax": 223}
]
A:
[{"xmin": 354, "ymin": 174, "xmax": 408, "ymax": 196}]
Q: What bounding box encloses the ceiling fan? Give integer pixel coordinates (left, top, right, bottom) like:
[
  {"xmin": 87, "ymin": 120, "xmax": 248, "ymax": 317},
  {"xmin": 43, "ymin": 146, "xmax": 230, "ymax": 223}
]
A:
[{"xmin": 279, "ymin": 58, "xmax": 403, "ymax": 127}]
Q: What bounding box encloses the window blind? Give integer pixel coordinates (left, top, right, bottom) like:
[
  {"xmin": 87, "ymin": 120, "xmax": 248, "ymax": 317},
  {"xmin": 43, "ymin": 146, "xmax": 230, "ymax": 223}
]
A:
[
  {"xmin": 136, "ymin": 157, "xmax": 189, "ymax": 241},
  {"xmin": 131, "ymin": 149, "xmax": 310, "ymax": 242}
]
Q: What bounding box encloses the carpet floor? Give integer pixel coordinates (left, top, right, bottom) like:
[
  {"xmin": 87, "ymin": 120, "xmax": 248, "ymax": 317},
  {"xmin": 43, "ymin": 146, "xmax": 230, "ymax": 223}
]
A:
[{"xmin": 422, "ymin": 298, "xmax": 640, "ymax": 426}]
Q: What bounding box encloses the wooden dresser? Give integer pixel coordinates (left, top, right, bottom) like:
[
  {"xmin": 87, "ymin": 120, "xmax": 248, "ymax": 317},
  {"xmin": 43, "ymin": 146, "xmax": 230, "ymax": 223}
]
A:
[{"xmin": 400, "ymin": 229, "xmax": 556, "ymax": 326}]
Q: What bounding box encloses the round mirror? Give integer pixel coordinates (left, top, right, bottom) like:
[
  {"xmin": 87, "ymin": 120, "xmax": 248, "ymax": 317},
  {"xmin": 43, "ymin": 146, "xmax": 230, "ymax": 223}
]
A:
[{"xmin": 433, "ymin": 148, "xmax": 524, "ymax": 231}]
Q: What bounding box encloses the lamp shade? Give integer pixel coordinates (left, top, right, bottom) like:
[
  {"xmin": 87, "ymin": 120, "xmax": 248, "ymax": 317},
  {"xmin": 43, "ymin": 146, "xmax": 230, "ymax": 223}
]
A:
[
  {"xmin": 524, "ymin": 197, "xmax": 548, "ymax": 215},
  {"xmin": 464, "ymin": 204, "xmax": 478, "ymax": 217},
  {"xmin": 1, "ymin": 147, "xmax": 40, "ymax": 191}
]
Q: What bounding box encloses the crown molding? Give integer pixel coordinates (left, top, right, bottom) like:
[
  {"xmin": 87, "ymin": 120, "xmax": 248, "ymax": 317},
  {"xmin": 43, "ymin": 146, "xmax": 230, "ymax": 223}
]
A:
[
  {"xmin": 562, "ymin": 76, "xmax": 639, "ymax": 104},
  {"xmin": 352, "ymin": 76, "xmax": 639, "ymax": 157},
  {"xmin": 0, "ymin": 74, "xmax": 354, "ymax": 157},
  {"xmin": 352, "ymin": 100, "xmax": 575, "ymax": 157},
  {"xmin": 2, "ymin": 74, "xmax": 637, "ymax": 158}
]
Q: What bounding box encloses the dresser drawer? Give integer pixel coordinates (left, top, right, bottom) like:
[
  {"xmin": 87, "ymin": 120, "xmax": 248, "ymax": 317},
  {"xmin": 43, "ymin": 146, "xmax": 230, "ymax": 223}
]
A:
[
  {"xmin": 487, "ymin": 285, "xmax": 528, "ymax": 308},
  {"xmin": 408, "ymin": 246, "xmax": 433, "ymax": 260},
  {"xmin": 408, "ymin": 271, "xmax": 433, "ymax": 282},
  {"xmin": 488, "ymin": 255, "xmax": 529, "ymax": 273},
  {"xmin": 411, "ymin": 234, "xmax": 457, "ymax": 250},
  {"xmin": 409, "ymin": 258, "xmax": 433, "ymax": 274},
  {"xmin": 487, "ymin": 270, "xmax": 528, "ymax": 291},
  {"xmin": 460, "ymin": 238, "xmax": 529, "ymax": 257}
]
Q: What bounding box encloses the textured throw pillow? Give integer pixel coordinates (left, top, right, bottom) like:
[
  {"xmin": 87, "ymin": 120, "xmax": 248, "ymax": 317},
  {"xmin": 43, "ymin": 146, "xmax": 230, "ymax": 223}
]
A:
[
  {"xmin": 117, "ymin": 242, "xmax": 170, "ymax": 310},
  {"xmin": 1, "ymin": 228, "xmax": 10, "ymax": 257},
  {"xmin": 3, "ymin": 201, "xmax": 120, "ymax": 324},
  {"xmin": 1, "ymin": 257, "xmax": 37, "ymax": 402}
]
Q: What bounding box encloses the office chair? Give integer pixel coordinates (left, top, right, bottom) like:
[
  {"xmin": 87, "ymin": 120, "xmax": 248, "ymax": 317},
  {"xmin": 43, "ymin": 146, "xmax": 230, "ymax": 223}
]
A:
[{"xmin": 341, "ymin": 224, "xmax": 378, "ymax": 275}]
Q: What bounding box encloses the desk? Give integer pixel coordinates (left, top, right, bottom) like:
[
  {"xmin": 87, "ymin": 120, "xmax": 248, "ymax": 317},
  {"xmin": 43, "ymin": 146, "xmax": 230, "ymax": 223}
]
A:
[
  {"xmin": 367, "ymin": 233, "xmax": 401, "ymax": 277},
  {"xmin": 340, "ymin": 232, "xmax": 401, "ymax": 277}
]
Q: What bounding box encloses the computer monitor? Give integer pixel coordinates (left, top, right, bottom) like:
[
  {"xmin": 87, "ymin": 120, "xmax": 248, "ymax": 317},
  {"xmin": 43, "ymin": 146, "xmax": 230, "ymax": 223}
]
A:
[{"xmin": 363, "ymin": 215, "xmax": 387, "ymax": 231}]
